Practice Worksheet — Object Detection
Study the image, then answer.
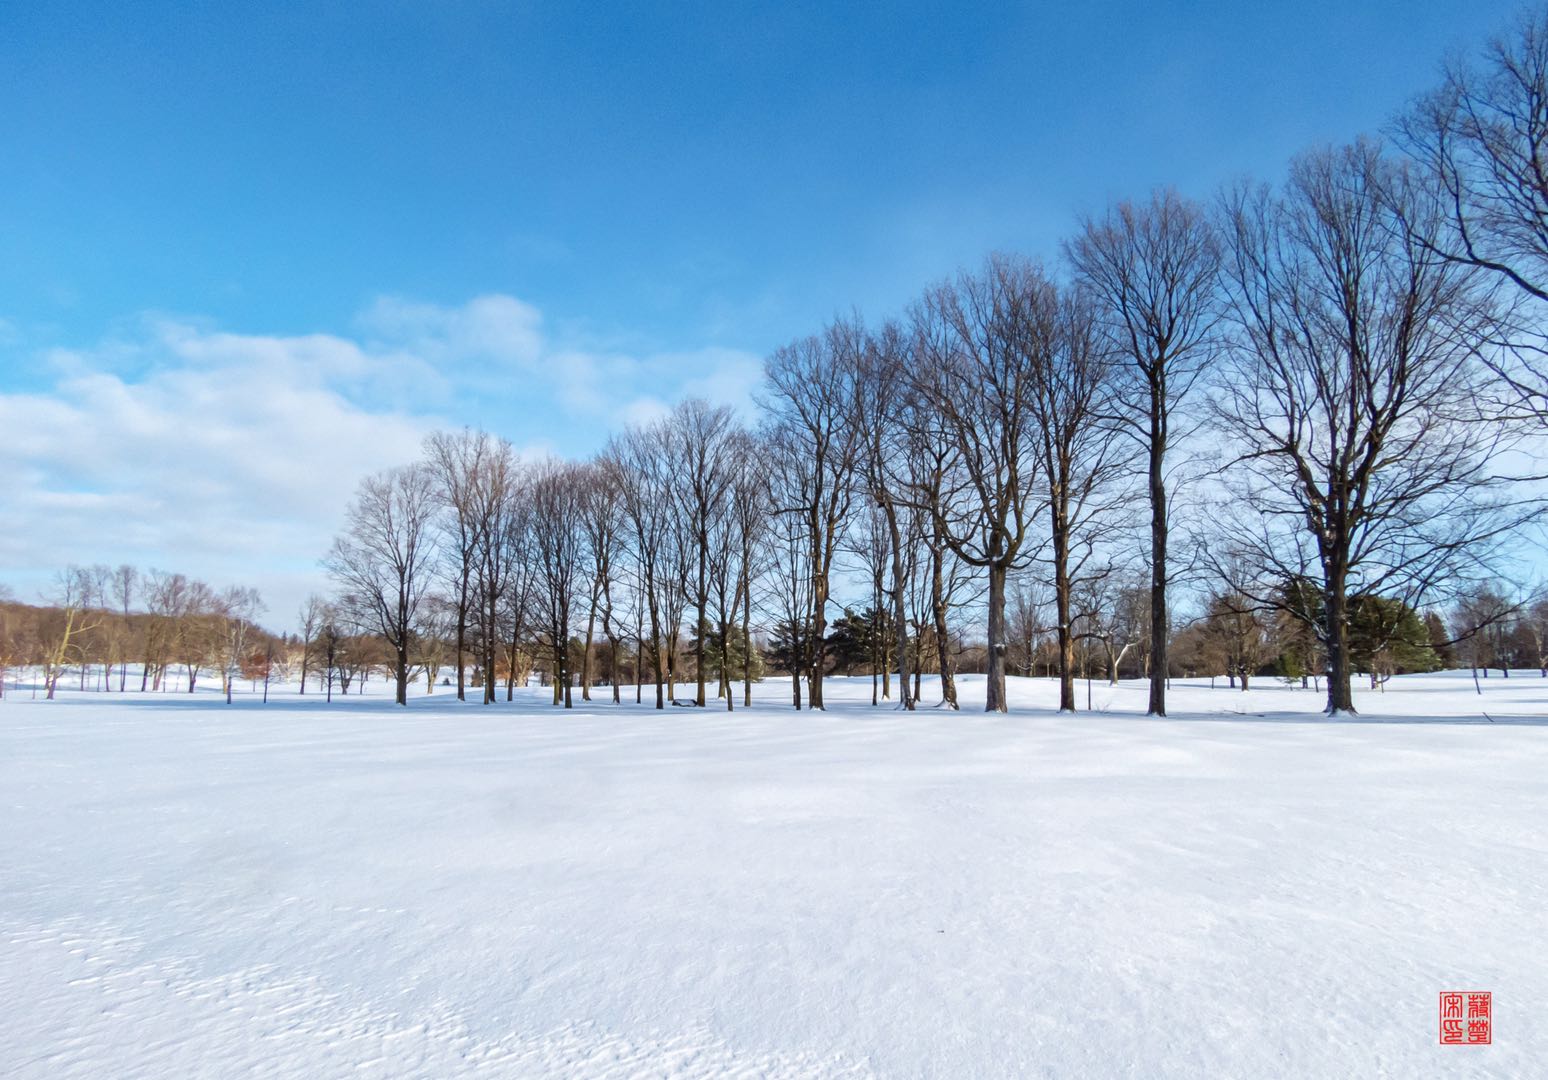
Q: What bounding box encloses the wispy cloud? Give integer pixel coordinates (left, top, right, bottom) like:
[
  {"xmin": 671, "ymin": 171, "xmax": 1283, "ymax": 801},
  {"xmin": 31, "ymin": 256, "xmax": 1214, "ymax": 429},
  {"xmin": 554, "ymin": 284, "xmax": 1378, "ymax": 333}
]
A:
[{"xmin": 0, "ymin": 294, "xmax": 764, "ymax": 624}]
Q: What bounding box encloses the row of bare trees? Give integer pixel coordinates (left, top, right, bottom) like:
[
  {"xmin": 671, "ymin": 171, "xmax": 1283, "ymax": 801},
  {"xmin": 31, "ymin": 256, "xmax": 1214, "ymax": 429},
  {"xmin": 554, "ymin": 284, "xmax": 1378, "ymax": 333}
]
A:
[
  {"xmin": 0, "ymin": 566, "xmax": 267, "ymax": 701},
  {"xmin": 304, "ymin": 9, "xmax": 1546, "ymax": 716},
  {"xmin": 325, "ymin": 410, "xmax": 774, "ymax": 710},
  {"xmin": 750, "ymin": 10, "xmax": 1548, "ymax": 717},
  {"xmin": 325, "ymin": 155, "xmax": 1539, "ymax": 717}
]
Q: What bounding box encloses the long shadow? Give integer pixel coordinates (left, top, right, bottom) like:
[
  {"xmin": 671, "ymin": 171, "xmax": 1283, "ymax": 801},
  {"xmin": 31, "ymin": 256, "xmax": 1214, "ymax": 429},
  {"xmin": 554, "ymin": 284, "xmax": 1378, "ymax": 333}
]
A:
[
  {"xmin": 1120, "ymin": 708, "xmax": 1548, "ymax": 727},
  {"xmin": 13, "ymin": 679, "xmax": 1548, "ymax": 727}
]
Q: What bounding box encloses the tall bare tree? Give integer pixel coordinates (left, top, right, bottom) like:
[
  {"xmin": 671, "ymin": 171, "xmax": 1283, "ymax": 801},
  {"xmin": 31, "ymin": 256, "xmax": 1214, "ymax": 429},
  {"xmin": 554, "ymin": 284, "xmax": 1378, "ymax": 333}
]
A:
[
  {"xmin": 702, "ymin": 427, "xmax": 764, "ymax": 711},
  {"xmin": 325, "ymin": 464, "xmax": 439, "ymax": 706},
  {"xmin": 761, "ymin": 322, "xmax": 862, "ymax": 710},
  {"xmin": 605, "ymin": 420, "xmax": 676, "ymax": 709},
  {"xmin": 855, "ymin": 322, "xmax": 916, "ymax": 709},
  {"xmin": 424, "ymin": 429, "xmax": 494, "ymax": 701},
  {"xmin": 41, "ymin": 567, "xmax": 100, "ymax": 699},
  {"xmin": 899, "ymin": 397, "xmax": 965, "ymax": 708},
  {"xmin": 498, "ymin": 501, "xmax": 538, "ymax": 701},
  {"xmin": 468, "ymin": 439, "xmax": 522, "ymax": 704},
  {"xmin": 1025, "ymin": 286, "xmax": 1132, "ymax": 711},
  {"xmin": 668, "ymin": 400, "xmax": 739, "ymax": 707},
  {"xmin": 529, "ymin": 458, "xmax": 585, "ymax": 707},
  {"xmin": 1215, "ymin": 141, "xmax": 1530, "ymax": 714},
  {"xmin": 578, "ymin": 461, "xmax": 627, "ymax": 703},
  {"xmin": 1068, "ymin": 188, "xmax": 1220, "ymax": 716},
  {"xmin": 726, "ymin": 429, "xmax": 770, "ymax": 709},
  {"xmin": 910, "ymin": 255, "xmax": 1047, "ymax": 713}
]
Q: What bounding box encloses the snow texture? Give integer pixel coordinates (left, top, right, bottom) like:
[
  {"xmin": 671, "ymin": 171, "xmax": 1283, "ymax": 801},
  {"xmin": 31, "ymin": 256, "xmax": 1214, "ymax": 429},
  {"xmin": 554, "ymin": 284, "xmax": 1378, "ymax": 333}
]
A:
[{"xmin": 2, "ymin": 671, "xmax": 1544, "ymax": 1078}]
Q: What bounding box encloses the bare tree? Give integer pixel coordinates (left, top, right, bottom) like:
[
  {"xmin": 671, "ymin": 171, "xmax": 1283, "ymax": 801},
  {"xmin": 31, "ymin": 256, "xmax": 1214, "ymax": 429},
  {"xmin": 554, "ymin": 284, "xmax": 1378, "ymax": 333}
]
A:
[
  {"xmin": 910, "ymin": 255, "xmax": 1047, "ymax": 713},
  {"xmin": 172, "ymin": 577, "xmax": 216, "ymax": 693},
  {"xmin": 141, "ymin": 569, "xmax": 182, "ymax": 691},
  {"xmin": 424, "ymin": 429, "xmax": 494, "ymax": 701},
  {"xmin": 1007, "ymin": 575, "xmax": 1052, "ymax": 677},
  {"xmin": 412, "ymin": 592, "xmax": 456, "ymax": 693},
  {"xmin": 529, "ymin": 458, "xmax": 585, "ymax": 707},
  {"xmin": 577, "ymin": 461, "xmax": 623, "ymax": 702},
  {"xmin": 840, "ymin": 502, "xmax": 893, "ymax": 705},
  {"xmin": 1198, "ymin": 590, "xmax": 1271, "ymax": 691},
  {"xmin": 1087, "ymin": 577, "xmax": 1150, "ymax": 685},
  {"xmin": 761, "ymin": 321, "xmax": 862, "ymax": 710},
  {"xmin": 41, "ymin": 567, "xmax": 101, "ymax": 699},
  {"xmin": 297, "ymin": 594, "xmax": 325, "ymax": 694},
  {"xmin": 855, "ymin": 322, "xmax": 916, "ymax": 709},
  {"xmin": 667, "ymin": 400, "xmax": 739, "ymax": 707},
  {"xmin": 317, "ymin": 605, "xmax": 344, "ymax": 703},
  {"xmin": 900, "ymin": 398, "xmax": 966, "ymax": 708},
  {"xmin": 1395, "ymin": 9, "xmax": 1548, "ymax": 424},
  {"xmin": 109, "ymin": 564, "xmax": 137, "ymax": 692},
  {"xmin": 498, "ymin": 505, "xmax": 538, "ymax": 701},
  {"xmin": 762, "ymin": 496, "xmax": 815, "ymax": 708},
  {"xmin": 726, "ymin": 429, "xmax": 771, "ymax": 709},
  {"xmin": 469, "ymin": 439, "xmax": 522, "ymax": 704},
  {"xmin": 1024, "ymin": 284, "xmax": 1133, "ymax": 711},
  {"xmin": 325, "ymin": 464, "xmax": 439, "ymax": 706},
  {"xmin": 1068, "ymin": 188, "xmax": 1220, "ymax": 716},
  {"xmin": 214, "ymin": 586, "xmax": 264, "ymax": 704},
  {"xmin": 604, "ymin": 420, "xmax": 676, "ymax": 709},
  {"xmin": 1215, "ymin": 141, "xmax": 1531, "ymax": 714}
]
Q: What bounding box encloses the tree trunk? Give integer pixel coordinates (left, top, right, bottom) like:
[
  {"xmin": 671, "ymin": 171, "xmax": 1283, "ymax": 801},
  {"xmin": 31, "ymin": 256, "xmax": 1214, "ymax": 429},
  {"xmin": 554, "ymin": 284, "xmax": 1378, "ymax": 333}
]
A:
[
  {"xmin": 552, "ymin": 638, "xmax": 563, "ymax": 706},
  {"xmin": 506, "ymin": 634, "xmax": 518, "ymax": 701},
  {"xmin": 985, "ymin": 562, "xmax": 1009, "ymax": 712},
  {"xmin": 809, "ymin": 578, "xmax": 827, "ymax": 710},
  {"xmin": 1324, "ymin": 576, "xmax": 1356, "ymax": 714},
  {"xmin": 741, "ymin": 561, "xmax": 755, "ymax": 709},
  {"xmin": 649, "ymin": 604, "xmax": 664, "ymax": 710},
  {"xmin": 695, "ymin": 581, "xmax": 707, "ymax": 707},
  {"xmin": 930, "ymin": 534, "xmax": 958, "ymax": 709},
  {"xmin": 582, "ymin": 607, "xmax": 595, "ymax": 702},
  {"xmin": 395, "ymin": 645, "xmax": 409, "ymax": 706},
  {"xmin": 1050, "ymin": 496, "xmax": 1076, "ymax": 712},
  {"xmin": 483, "ymin": 595, "xmax": 497, "ymax": 705},
  {"xmin": 720, "ymin": 616, "xmax": 734, "ymax": 711},
  {"xmin": 456, "ymin": 573, "xmax": 469, "ymax": 701},
  {"xmin": 1147, "ymin": 376, "xmax": 1168, "ymax": 716},
  {"xmin": 1054, "ymin": 582, "xmax": 1075, "ymax": 713},
  {"xmin": 610, "ymin": 637, "xmax": 621, "ymax": 703}
]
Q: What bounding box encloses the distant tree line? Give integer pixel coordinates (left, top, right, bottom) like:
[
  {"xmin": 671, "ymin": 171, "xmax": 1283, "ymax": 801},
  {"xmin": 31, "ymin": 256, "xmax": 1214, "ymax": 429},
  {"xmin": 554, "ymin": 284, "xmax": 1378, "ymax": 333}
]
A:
[{"xmin": 0, "ymin": 567, "xmax": 268, "ymax": 702}]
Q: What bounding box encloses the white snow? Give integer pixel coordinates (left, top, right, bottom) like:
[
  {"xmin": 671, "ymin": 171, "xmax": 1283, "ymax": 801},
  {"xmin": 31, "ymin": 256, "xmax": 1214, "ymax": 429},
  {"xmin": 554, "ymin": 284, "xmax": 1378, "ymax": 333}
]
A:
[{"xmin": 2, "ymin": 671, "xmax": 1544, "ymax": 1078}]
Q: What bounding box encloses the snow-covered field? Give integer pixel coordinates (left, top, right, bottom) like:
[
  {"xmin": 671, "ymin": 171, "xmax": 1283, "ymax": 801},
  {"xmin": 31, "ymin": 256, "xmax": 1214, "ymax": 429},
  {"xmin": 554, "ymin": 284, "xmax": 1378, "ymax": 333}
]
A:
[{"xmin": 2, "ymin": 671, "xmax": 1544, "ymax": 1078}]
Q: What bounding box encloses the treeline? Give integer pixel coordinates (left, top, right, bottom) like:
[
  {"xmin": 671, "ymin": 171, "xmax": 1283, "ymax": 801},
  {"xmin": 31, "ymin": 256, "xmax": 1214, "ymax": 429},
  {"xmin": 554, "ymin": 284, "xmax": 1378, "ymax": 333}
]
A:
[
  {"xmin": 0, "ymin": 566, "xmax": 269, "ymax": 701},
  {"xmin": 14, "ymin": 10, "xmax": 1548, "ymax": 717},
  {"xmin": 322, "ymin": 11, "xmax": 1548, "ymax": 717}
]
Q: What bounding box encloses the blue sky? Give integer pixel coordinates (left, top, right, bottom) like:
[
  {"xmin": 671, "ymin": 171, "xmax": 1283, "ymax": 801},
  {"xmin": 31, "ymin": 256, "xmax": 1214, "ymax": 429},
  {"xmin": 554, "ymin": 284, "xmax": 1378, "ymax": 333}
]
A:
[{"xmin": 0, "ymin": 0, "xmax": 1525, "ymax": 618}]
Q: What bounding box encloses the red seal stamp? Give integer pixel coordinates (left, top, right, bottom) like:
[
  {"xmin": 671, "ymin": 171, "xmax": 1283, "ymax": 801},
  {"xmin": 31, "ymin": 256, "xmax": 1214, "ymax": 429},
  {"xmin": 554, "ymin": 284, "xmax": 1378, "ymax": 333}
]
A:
[{"xmin": 1440, "ymin": 991, "xmax": 1490, "ymax": 1045}]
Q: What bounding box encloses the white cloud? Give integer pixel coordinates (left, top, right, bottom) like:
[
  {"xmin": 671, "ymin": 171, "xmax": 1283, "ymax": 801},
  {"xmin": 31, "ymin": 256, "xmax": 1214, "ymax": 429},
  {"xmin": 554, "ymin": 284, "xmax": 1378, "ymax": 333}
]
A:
[
  {"xmin": 0, "ymin": 294, "xmax": 764, "ymax": 628},
  {"xmin": 358, "ymin": 294, "xmax": 544, "ymax": 373},
  {"xmin": 0, "ymin": 325, "xmax": 434, "ymax": 622}
]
